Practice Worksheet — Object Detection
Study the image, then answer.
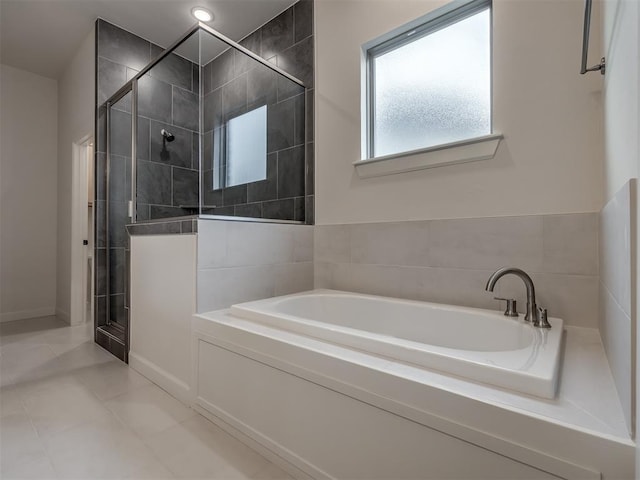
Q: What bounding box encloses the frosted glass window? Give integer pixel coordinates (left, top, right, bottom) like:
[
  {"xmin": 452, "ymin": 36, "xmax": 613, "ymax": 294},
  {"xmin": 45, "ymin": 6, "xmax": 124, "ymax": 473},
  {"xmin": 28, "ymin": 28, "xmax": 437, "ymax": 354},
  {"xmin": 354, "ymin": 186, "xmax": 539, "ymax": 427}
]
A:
[
  {"xmin": 226, "ymin": 106, "xmax": 267, "ymax": 187},
  {"xmin": 369, "ymin": 4, "xmax": 491, "ymax": 158}
]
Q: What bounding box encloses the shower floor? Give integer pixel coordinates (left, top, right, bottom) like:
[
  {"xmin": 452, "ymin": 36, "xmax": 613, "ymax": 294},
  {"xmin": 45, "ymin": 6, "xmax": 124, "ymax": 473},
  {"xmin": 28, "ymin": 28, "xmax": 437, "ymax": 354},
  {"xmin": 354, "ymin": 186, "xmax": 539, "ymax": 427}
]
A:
[
  {"xmin": 96, "ymin": 322, "xmax": 127, "ymax": 362},
  {"xmin": 97, "ymin": 322, "xmax": 125, "ymax": 343}
]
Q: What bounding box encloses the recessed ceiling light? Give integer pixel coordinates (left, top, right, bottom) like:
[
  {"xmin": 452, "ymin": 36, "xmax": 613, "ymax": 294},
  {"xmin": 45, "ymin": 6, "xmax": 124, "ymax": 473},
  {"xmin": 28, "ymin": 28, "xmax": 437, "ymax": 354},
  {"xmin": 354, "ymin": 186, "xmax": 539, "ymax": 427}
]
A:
[{"xmin": 191, "ymin": 7, "xmax": 213, "ymax": 22}]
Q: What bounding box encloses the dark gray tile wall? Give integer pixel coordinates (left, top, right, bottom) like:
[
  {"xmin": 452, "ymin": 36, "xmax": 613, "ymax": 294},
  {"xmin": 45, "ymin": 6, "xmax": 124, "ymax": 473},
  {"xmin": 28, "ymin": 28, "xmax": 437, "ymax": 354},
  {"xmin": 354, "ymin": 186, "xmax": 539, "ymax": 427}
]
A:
[
  {"xmin": 136, "ymin": 41, "xmax": 200, "ymax": 221},
  {"xmin": 201, "ymin": 0, "xmax": 314, "ymax": 223},
  {"xmin": 126, "ymin": 218, "xmax": 198, "ymax": 236}
]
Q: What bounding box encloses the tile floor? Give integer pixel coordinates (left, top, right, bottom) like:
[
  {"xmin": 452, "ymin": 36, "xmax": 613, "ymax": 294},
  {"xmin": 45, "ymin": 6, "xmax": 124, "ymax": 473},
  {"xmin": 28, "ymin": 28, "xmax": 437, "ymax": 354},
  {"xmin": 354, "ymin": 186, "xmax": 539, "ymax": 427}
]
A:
[{"xmin": 0, "ymin": 316, "xmax": 293, "ymax": 480}]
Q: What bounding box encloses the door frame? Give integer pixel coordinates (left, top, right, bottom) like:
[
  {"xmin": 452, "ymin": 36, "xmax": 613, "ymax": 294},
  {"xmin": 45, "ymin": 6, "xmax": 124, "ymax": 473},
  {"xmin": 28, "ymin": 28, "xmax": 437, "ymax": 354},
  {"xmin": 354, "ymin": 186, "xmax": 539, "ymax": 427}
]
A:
[{"xmin": 70, "ymin": 134, "xmax": 94, "ymax": 325}]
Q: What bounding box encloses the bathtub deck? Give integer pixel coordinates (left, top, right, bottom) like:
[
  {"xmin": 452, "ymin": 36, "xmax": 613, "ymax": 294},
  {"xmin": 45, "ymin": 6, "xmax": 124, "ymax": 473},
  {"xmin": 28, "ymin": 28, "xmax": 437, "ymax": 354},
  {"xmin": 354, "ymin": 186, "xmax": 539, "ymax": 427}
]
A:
[
  {"xmin": 193, "ymin": 310, "xmax": 633, "ymax": 479},
  {"xmin": 230, "ymin": 289, "xmax": 565, "ymax": 400},
  {"xmin": 195, "ymin": 310, "xmax": 630, "ymax": 443}
]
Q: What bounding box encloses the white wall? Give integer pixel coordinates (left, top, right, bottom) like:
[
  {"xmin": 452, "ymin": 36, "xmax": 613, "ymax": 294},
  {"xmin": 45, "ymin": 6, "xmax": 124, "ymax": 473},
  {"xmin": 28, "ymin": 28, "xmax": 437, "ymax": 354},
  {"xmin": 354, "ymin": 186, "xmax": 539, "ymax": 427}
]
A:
[
  {"xmin": 315, "ymin": 0, "xmax": 603, "ymax": 225},
  {"xmin": 602, "ymin": 0, "xmax": 639, "ymax": 201},
  {"xmin": 56, "ymin": 29, "xmax": 95, "ymax": 322},
  {"xmin": 637, "ymin": 10, "xmax": 640, "ymax": 467},
  {"xmin": 130, "ymin": 234, "xmax": 196, "ymax": 404},
  {"xmin": 0, "ymin": 64, "xmax": 58, "ymax": 322}
]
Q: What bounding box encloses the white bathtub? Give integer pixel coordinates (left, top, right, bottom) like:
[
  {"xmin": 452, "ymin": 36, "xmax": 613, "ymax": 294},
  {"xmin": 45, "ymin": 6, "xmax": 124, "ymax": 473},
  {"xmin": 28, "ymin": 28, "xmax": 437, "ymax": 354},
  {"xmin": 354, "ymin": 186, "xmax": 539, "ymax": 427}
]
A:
[{"xmin": 229, "ymin": 290, "xmax": 564, "ymax": 398}]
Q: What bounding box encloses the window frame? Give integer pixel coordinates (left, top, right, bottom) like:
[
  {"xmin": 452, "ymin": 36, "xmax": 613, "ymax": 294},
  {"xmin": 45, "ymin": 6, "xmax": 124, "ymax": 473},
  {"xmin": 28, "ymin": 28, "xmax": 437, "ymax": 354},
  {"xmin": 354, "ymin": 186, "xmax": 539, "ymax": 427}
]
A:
[{"xmin": 365, "ymin": 0, "xmax": 493, "ymax": 160}]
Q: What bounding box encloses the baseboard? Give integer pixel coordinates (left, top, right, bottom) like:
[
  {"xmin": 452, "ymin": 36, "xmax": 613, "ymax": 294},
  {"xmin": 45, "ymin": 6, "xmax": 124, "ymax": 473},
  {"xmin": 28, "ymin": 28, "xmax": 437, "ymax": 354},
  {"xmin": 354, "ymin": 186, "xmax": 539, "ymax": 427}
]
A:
[
  {"xmin": 0, "ymin": 307, "xmax": 56, "ymax": 323},
  {"xmin": 129, "ymin": 351, "xmax": 191, "ymax": 405},
  {"xmin": 55, "ymin": 308, "xmax": 71, "ymax": 324}
]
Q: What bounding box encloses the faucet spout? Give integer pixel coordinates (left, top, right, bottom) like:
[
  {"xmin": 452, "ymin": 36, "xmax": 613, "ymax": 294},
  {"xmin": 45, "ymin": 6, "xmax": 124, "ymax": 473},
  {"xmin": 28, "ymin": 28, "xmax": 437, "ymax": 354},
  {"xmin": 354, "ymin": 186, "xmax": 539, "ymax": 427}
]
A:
[{"xmin": 485, "ymin": 267, "xmax": 548, "ymax": 327}]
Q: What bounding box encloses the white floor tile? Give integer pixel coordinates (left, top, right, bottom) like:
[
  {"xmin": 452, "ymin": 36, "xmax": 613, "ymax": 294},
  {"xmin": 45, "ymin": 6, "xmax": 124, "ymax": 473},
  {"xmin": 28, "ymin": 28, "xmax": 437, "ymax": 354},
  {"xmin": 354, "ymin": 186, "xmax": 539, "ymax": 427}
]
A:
[
  {"xmin": 145, "ymin": 420, "xmax": 239, "ymax": 479},
  {"xmin": 44, "ymin": 416, "xmax": 167, "ymax": 479},
  {"xmin": 0, "ymin": 453, "xmax": 58, "ymax": 479},
  {"xmin": 145, "ymin": 415, "xmax": 271, "ymax": 479},
  {"xmin": 104, "ymin": 384, "xmax": 196, "ymax": 439},
  {"xmin": 0, "ymin": 385, "xmax": 26, "ymax": 418},
  {"xmin": 252, "ymin": 462, "xmax": 296, "ymax": 480},
  {"xmin": 0, "ymin": 317, "xmax": 67, "ymax": 347},
  {"xmin": 74, "ymin": 361, "xmax": 152, "ymax": 401},
  {"xmin": 11, "ymin": 373, "xmax": 85, "ymax": 401},
  {"xmin": 45, "ymin": 341, "xmax": 115, "ymax": 370},
  {"xmin": 120, "ymin": 460, "xmax": 176, "ymax": 479},
  {"xmin": 42, "ymin": 322, "xmax": 93, "ymax": 347},
  {"xmin": 0, "ymin": 316, "xmax": 291, "ymax": 480},
  {"xmin": 23, "ymin": 382, "xmax": 113, "ymax": 439},
  {"xmin": 0, "ymin": 344, "xmax": 58, "ymax": 387},
  {"xmin": 0, "ymin": 411, "xmax": 47, "ymax": 473}
]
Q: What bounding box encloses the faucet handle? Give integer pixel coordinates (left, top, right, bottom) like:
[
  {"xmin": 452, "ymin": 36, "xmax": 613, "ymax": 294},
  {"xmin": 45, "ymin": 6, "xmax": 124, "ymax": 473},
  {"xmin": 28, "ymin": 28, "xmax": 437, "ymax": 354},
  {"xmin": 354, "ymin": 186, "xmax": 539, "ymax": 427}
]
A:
[
  {"xmin": 535, "ymin": 306, "xmax": 552, "ymax": 329},
  {"xmin": 494, "ymin": 297, "xmax": 519, "ymax": 317}
]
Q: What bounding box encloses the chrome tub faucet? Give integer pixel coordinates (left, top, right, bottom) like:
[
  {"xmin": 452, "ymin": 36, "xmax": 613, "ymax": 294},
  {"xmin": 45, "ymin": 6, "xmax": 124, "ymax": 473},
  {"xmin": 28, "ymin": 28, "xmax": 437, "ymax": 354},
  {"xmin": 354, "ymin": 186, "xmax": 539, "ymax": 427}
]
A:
[{"xmin": 485, "ymin": 267, "xmax": 551, "ymax": 329}]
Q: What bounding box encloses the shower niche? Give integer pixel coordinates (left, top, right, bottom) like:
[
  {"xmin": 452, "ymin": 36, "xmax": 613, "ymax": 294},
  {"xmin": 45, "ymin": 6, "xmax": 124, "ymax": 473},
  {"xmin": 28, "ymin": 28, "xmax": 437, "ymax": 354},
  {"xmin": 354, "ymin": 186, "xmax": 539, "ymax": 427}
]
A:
[{"xmin": 95, "ymin": 18, "xmax": 311, "ymax": 361}]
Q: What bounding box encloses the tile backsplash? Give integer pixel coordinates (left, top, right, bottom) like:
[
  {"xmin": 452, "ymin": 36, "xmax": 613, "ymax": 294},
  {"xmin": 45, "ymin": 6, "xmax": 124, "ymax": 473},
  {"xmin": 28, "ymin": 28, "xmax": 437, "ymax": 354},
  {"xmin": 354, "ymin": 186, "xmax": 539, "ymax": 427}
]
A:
[
  {"xmin": 197, "ymin": 219, "xmax": 313, "ymax": 312},
  {"xmin": 315, "ymin": 213, "xmax": 599, "ymax": 328},
  {"xmin": 599, "ymin": 179, "xmax": 636, "ymax": 434}
]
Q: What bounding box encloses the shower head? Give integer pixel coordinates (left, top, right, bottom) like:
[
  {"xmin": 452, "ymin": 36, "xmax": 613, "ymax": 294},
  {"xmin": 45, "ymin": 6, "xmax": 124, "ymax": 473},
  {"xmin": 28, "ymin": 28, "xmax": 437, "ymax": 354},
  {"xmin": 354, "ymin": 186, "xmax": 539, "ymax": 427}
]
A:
[{"xmin": 161, "ymin": 129, "xmax": 175, "ymax": 142}]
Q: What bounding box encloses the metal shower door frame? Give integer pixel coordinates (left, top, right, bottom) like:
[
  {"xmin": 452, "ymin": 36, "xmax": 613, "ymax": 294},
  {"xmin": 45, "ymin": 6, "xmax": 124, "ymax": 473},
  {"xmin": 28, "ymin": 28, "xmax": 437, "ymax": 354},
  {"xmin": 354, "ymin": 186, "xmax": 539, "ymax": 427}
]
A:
[{"xmin": 104, "ymin": 83, "xmax": 134, "ymax": 326}]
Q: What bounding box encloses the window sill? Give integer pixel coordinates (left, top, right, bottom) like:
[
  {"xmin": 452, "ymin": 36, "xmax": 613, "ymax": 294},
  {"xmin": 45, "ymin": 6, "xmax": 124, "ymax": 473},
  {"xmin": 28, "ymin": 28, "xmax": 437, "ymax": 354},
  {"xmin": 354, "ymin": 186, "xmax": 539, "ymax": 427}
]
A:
[{"xmin": 354, "ymin": 133, "xmax": 503, "ymax": 179}]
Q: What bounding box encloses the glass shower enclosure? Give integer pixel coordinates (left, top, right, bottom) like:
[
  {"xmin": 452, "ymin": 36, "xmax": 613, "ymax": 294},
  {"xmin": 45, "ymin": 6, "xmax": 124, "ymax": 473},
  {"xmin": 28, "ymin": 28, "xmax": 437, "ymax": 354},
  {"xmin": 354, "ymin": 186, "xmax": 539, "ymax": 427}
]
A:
[{"xmin": 96, "ymin": 23, "xmax": 307, "ymax": 361}]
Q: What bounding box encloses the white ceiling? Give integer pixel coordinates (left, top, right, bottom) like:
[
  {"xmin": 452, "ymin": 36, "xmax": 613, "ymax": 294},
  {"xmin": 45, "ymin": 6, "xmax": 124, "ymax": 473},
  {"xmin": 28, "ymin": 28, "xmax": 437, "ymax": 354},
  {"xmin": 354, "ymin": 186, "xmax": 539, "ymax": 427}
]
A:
[{"xmin": 0, "ymin": 0, "xmax": 297, "ymax": 79}]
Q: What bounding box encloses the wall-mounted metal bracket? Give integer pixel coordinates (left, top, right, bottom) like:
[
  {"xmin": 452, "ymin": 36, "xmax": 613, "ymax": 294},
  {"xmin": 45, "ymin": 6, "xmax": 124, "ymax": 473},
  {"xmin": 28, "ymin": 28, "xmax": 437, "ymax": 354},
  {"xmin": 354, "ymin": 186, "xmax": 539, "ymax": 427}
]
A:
[
  {"xmin": 582, "ymin": 57, "xmax": 606, "ymax": 76},
  {"xmin": 580, "ymin": 0, "xmax": 605, "ymax": 75}
]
